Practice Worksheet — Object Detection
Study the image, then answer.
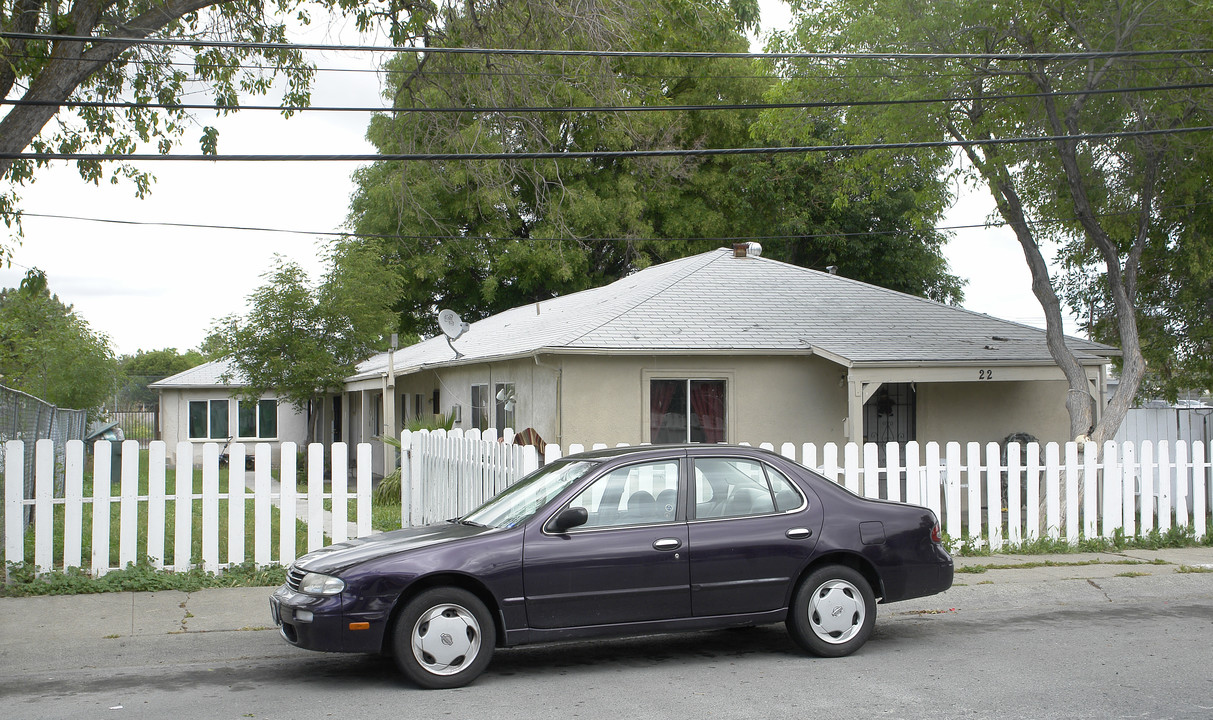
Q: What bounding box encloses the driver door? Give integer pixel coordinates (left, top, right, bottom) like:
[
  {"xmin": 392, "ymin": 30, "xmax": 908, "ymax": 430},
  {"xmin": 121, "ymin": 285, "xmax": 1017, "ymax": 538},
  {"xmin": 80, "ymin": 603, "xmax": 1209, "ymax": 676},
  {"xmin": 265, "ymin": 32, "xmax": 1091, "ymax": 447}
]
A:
[{"xmin": 523, "ymin": 458, "xmax": 690, "ymax": 629}]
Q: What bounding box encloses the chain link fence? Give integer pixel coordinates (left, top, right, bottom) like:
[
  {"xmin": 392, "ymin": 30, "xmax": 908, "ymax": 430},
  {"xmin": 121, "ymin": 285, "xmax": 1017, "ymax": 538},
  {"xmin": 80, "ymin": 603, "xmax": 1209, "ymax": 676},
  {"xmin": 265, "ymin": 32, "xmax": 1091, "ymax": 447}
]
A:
[{"xmin": 0, "ymin": 384, "xmax": 88, "ymax": 529}]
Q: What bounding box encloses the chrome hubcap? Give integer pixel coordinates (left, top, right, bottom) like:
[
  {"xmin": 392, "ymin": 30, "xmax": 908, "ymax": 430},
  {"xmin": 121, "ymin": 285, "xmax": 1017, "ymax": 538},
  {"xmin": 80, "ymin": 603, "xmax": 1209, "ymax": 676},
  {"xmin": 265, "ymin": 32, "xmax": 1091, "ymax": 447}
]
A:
[
  {"xmin": 808, "ymin": 579, "xmax": 865, "ymax": 644},
  {"xmin": 411, "ymin": 603, "xmax": 481, "ymax": 676}
]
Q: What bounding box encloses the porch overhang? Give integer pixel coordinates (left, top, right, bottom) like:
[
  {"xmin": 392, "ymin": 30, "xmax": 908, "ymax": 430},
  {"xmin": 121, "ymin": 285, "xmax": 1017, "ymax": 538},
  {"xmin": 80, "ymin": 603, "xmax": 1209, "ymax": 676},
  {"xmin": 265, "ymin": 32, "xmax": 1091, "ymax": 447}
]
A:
[{"xmin": 840, "ymin": 359, "xmax": 1109, "ymax": 443}]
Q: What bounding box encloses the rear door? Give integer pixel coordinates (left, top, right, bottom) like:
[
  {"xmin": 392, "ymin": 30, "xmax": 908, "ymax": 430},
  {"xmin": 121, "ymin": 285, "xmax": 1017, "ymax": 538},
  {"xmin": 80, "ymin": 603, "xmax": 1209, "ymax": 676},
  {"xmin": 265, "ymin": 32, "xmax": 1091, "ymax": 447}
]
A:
[
  {"xmin": 687, "ymin": 455, "xmax": 823, "ymax": 617},
  {"xmin": 523, "ymin": 457, "xmax": 691, "ymax": 629}
]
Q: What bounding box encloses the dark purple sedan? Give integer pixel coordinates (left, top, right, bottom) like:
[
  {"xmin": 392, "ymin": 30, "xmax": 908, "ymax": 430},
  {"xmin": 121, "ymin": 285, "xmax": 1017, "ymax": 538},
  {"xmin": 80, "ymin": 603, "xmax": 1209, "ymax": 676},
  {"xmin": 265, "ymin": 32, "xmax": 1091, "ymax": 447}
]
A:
[{"xmin": 270, "ymin": 444, "xmax": 952, "ymax": 688}]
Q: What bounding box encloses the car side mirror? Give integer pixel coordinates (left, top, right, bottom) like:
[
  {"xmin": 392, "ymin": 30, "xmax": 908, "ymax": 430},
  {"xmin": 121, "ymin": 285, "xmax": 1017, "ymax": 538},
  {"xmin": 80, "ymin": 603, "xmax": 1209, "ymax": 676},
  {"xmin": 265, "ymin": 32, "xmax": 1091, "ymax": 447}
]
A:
[{"xmin": 548, "ymin": 506, "xmax": 588, "ymax": 533}]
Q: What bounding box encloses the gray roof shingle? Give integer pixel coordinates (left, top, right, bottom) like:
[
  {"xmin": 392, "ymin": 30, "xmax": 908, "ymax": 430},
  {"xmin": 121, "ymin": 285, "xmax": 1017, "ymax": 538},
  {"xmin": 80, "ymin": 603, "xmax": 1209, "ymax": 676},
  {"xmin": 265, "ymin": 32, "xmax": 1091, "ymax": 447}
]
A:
[
  {"xmin": 348, "ymin": 248, "xmax": 1116, "ymax": 380},
  {"xmin": 148, "ymin": 358, "xmax": 247, "ymax": 389}
]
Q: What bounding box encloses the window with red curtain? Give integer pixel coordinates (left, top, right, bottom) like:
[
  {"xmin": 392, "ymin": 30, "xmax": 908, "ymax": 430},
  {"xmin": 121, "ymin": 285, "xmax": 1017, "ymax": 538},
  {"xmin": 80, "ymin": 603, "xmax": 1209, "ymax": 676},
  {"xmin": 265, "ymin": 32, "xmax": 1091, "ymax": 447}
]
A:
[
  {"xmin": 689, "ymin": 380, "xmax": 726, "ymax": 443},
  {"xmin": 650, "ymin": 379, "xmax": 686, "ymax": 444},
  {"xmin": 650, "ymin": 379, "xmax": 726, "ymax": 444}
]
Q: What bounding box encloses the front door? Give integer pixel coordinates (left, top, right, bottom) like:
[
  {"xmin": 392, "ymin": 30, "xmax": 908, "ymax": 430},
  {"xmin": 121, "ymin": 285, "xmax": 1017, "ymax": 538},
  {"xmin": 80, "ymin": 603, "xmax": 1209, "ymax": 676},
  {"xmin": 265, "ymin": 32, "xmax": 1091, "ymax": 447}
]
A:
[{"xmin": 523, "ymin": 458, "xmax": 690, "ymax": 629}]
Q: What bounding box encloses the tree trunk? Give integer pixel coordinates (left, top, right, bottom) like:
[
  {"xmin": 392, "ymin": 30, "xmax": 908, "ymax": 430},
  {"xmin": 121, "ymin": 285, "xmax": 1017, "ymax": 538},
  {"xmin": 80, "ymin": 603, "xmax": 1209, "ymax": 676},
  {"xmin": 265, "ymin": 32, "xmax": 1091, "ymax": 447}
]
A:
[
  {"xmin": 1034, "ymin": 78, "xmax": 1152, "ymax": 447},
  {"xmin": 981, "ymin": 158, "xmax": 1096, "ymax": 441}
]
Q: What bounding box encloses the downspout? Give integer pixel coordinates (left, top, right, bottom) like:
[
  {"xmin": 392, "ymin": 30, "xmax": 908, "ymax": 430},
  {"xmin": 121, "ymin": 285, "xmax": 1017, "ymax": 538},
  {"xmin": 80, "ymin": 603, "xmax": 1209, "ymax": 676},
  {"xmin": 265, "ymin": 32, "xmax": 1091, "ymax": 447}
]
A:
[{"xmin": 533, "ymin": 353, "xmax": 562, "ymax": 445}]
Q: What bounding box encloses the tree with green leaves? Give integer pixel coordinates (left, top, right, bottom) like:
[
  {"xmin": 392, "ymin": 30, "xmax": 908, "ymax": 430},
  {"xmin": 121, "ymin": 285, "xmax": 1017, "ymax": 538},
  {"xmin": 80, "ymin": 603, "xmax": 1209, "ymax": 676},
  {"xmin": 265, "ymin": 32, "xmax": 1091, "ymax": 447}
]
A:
[
  {"xmin": 0, "ymin": 0, "xmax": 436, "ymax": 263},
  {"xmin": 210, "ymin": 247, "xmax": 401, "ymax": 442},
  {"xmin": 775, "ymin": 0, "xmax": 1213, "ymax": 443},
  {"xmin": 342, "ymin": 0, "xmax": 962, "ymax": 336},
  {"xmin": 0, "ymin": 268, "xmax": 117, "ymax": 410},
  {"xmin": 117, "ymin": 347, "xmax": 204, "ymax": 407}
]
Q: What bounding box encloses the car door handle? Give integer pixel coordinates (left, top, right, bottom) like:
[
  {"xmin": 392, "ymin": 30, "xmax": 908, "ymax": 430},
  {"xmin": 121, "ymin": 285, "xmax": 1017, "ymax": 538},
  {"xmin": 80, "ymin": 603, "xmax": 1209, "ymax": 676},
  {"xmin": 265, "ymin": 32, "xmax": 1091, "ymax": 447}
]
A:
[
  {"xmin": 785, "ymin": 528, "xmax": 813, "ymax": 540},
  {"xmin": 653, "ymin": 538, "xmax": 682, "ymax": 551}
]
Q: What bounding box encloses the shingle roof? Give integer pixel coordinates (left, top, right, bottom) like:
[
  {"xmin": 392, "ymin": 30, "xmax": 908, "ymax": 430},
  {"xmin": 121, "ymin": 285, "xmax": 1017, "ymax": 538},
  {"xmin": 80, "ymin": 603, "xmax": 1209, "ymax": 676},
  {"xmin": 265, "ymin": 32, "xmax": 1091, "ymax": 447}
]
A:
[
  {"xmin": 148, "ymin": 358, "xmax": 247, "ymax": 389},
  {"xmin": 348, "ymin": 248, "xmax": 1116, "ymax": 381}
]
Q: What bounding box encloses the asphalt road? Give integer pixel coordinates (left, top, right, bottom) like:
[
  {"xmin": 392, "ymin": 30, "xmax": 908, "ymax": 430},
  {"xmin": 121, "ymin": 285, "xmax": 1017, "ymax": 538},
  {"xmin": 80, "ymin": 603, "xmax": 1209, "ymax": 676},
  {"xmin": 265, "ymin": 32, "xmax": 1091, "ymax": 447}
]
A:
[{"xmin": 2, "ymin": 565, "xmax": 1212, "ymax": 719}]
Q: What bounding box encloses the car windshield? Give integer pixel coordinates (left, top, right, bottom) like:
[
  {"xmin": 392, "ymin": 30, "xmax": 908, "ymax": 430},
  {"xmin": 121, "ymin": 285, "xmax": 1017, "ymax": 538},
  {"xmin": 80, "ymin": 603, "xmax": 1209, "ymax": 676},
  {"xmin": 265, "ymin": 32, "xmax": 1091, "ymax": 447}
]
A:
[{"xmin": 461, "ymin": 460, "xmax": 599, "ymax": 529}]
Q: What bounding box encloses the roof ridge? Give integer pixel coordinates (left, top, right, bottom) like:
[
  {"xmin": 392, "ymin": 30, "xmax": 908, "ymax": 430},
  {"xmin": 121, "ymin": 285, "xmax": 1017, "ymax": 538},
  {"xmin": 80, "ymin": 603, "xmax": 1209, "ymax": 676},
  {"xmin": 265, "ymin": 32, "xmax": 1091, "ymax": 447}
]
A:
[
  {"xmin": 562, "ymin": 250, "xmax": 725, "ymax": 345},
  {"xmin": 745, "ymin": 248, "xmax": 1105, "ymax": 347}
]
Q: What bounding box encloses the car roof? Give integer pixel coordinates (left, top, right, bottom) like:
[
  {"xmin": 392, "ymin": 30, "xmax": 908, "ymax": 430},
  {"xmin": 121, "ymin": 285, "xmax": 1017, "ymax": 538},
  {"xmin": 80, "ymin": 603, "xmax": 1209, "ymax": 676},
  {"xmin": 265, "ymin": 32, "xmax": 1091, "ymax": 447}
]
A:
[{"xmin": 559, "ymin": 444, "xmax": 785, "ymax": 462}]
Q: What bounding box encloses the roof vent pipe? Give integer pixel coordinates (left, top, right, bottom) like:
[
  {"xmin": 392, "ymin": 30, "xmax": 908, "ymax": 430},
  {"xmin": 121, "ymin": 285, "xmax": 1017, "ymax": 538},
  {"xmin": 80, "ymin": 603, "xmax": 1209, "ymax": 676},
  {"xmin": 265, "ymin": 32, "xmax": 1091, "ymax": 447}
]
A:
[{"xmin": 732, "ymin": 242, "xmax": 763, "ymax": 258}]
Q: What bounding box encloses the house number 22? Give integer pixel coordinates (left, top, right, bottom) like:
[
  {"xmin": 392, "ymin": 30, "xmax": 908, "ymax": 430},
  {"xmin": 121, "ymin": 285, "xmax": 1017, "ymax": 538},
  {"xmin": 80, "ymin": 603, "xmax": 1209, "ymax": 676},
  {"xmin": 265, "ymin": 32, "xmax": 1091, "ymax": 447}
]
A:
[{"xmin": 978, "ymin": 369, "xmax": 994, "ymax": 380}]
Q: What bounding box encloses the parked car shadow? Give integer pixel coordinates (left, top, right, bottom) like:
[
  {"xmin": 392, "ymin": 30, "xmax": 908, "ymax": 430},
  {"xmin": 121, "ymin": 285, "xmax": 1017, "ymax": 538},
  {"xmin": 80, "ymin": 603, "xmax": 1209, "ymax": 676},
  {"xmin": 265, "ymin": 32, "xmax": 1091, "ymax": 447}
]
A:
[{"xmin": 483, "ymin": 626, "xmax": 802, "ymax": 680}]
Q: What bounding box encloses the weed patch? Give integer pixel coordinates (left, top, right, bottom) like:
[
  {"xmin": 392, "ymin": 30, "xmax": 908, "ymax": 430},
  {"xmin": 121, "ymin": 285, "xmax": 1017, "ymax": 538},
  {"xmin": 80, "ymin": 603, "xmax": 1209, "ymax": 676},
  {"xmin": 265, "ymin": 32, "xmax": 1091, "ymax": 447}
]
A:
[
  {"xmin": 949, "ymin": 524, "xmax": 1206, "ymax": 557},
  {"xmin": 1, "ymin": 559, "xmax": 285, "ymax": 597},
  {"xmin": 1176, "ymin": 564, "xmax": 1213, "ymax": 574},
  {"xmin": 954, "ymin": 558, "xmax": 1158, "ymax": 574}
]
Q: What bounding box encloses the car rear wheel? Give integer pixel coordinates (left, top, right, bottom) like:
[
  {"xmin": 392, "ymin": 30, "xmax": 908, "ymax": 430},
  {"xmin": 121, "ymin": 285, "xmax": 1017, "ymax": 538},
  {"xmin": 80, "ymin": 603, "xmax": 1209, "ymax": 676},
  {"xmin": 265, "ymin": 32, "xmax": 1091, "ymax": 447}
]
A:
[
  {"xmin": 786, "ymin": 564, "xmax": 876, "ymax": 657},
  {"xmin": 392, "ymin": 587, "xmax": 495, "ymax": 689}
]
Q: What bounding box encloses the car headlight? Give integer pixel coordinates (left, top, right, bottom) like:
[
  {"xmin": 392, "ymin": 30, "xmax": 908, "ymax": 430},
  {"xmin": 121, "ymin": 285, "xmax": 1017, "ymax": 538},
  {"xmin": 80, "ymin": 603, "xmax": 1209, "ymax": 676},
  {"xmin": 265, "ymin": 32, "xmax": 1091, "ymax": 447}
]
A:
[{"xmin": 299, "ymin": 572, "xmax": 345, "ymax": 596}]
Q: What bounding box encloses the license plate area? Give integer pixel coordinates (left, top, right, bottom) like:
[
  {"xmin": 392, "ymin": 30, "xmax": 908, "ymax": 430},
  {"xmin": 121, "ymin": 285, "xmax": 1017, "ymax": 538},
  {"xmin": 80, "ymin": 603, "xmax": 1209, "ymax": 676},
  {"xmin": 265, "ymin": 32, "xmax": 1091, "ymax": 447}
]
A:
[{"xmin": 270, "ymin": 597, "xmax": 282, "ymax": 626}]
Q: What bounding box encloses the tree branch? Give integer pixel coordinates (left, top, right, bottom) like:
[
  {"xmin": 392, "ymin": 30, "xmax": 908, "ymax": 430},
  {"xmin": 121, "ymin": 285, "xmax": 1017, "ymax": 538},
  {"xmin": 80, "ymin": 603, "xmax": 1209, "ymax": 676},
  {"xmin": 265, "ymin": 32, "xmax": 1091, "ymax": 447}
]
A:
[{"xmin": 0, "ymin": 0, "xmax": 232, "ymax": 177}]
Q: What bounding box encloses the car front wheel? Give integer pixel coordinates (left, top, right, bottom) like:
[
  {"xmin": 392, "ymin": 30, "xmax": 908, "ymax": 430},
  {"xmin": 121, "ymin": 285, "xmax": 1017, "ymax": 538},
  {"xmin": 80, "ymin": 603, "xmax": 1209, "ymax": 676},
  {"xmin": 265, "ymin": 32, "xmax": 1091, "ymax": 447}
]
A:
[
  {"xmin": 392, "ymin": 587, "xmax": 495, "ymax": 689},
  {"xmin": 786, "ymin": 564, "xmax": 876, "ymax": 657}
]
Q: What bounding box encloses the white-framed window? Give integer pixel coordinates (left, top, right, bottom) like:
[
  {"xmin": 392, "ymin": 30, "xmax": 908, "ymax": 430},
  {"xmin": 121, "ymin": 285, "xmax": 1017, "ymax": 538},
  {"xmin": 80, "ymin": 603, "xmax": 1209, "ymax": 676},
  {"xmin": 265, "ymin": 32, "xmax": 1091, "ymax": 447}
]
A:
[
  {"xmin": 495, "ymin": 382, "xmax": 516, "ymax": 431},
  {"xmin": 471, "ymin": 384, "xmax": 490, "ymax": 430},
  {"xmin": 188, "ymin": 399, "xmax": 229, "ymax": 440},
  {"xmin": 649, "ymin": 378, "xmax": 727, "ymax": 444},
  {"xmin": 237, "ymin": 399, "xmax": 278, "ymax": 439}
]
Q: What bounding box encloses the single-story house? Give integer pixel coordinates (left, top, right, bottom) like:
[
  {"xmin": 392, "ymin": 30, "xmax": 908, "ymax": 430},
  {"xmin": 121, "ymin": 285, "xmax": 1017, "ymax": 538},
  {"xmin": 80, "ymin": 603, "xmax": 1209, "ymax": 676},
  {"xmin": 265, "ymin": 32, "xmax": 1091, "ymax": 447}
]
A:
[
  {"xmin": 149, "ymin": 358, "xmax": 310, "ymax": 467},
  {"xmin": 346, "ymin": 244, "xmax": 1117, "ymax": 472}
]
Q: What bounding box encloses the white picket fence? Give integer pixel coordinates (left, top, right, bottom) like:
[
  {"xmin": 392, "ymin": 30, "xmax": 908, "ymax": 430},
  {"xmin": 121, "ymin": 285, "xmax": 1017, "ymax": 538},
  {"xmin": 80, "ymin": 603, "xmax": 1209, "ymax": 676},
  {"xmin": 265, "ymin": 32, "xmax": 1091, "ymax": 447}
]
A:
[
  {"xmin": 401, "ymin": 428, "xmax": 539, "ymax": 527},
  {"xmin": 404, "ymin": 430, "xmax": 1211, "ymax": 549},
  {"xmin": 3, "ymin": 432, "xmax": 1211, "ymax": 579},
  {"xmin": 2, "ymin": 438, "xmax": 377, "ymax": 577}
]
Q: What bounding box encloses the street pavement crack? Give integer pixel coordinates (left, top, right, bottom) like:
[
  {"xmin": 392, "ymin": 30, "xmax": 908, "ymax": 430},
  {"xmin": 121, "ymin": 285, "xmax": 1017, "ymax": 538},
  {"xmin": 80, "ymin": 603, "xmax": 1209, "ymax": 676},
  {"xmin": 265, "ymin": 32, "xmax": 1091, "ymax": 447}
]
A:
[
  {"xmin": 1087, "ymin": 578, "xmax": 1112, "ymax": 602},
  {"xmin": 179, "ymin": 593, "xmax": 194, "ymax": 632}
]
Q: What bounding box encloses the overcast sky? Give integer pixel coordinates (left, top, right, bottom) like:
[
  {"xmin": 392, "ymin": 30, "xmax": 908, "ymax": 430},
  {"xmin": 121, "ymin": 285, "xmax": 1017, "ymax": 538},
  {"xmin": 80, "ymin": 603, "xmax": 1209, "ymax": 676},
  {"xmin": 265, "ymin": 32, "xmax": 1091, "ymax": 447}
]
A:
[{"xmin": 0, "ymin": 2, "xmax": 1074, "ymax": 357}]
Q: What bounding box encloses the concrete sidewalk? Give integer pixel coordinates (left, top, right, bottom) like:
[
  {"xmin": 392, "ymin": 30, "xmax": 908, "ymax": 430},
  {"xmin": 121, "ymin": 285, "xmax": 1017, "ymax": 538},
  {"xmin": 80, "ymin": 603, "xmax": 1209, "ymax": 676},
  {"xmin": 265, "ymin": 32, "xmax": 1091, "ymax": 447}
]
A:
[{"xmin": 2, "ymin": 546, "xmax": 1211, "ymax": 676}]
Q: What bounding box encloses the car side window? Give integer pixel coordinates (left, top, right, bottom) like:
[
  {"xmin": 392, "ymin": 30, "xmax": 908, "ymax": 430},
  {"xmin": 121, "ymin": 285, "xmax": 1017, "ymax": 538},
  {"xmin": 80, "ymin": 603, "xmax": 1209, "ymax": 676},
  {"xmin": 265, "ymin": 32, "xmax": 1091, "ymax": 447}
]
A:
[
  {"xmin": 694, "ymin": 458, "xmax": 777, "ymax": 519},
  {"xmin": 766, "ymin": 465, "xmax": 804, "ymax": 512},
  {"xmin": 566, "ymin": 460, "xmax": 680, "ymax": 529}
]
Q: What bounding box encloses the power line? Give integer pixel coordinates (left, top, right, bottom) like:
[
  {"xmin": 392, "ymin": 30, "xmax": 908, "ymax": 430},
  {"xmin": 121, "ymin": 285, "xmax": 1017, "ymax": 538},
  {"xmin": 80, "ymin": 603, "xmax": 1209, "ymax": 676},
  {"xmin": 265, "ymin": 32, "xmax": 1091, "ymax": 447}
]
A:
[
  {"xmin": 6, "ymin": 125, "xmax": 1210, "ymax": 163},
  {"xmin": 5, "ymin": 31, "xmax": 1213, "ymax": 61},
  {"xmin": 5, "ymin": 81, "xmax": 1210, "ymax": 115},
  {"xmin": 9, "ymin": 201, "xmax": 1208, "ymax": 241},
  {"xmin": 4, "ymin": 50, "xmax": 1202, "ymax": 84}
]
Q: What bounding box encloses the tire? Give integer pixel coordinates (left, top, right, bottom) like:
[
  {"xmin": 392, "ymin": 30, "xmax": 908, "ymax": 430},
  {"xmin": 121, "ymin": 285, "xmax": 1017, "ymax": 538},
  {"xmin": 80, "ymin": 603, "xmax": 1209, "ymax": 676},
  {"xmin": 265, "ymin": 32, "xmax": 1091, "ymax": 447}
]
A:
[
  {"xmin": 786, "ymin": 564, "xmax": 876, "ymax": 658},
  {"xmin": 392, "ymin": 587, "xmax": 495, "ymax": 689}
]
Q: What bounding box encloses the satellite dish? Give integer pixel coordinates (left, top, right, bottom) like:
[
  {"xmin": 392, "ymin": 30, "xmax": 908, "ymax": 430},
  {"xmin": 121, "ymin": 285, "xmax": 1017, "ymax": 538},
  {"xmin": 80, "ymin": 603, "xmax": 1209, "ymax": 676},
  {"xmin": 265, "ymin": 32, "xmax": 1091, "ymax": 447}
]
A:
[
  {"xmin": 437, "ymin": 309, "xmax": 470, "ymax": 359},
  {"xmin": 437, "ymin": 309, "xmax": 469, "ymax": 340}
]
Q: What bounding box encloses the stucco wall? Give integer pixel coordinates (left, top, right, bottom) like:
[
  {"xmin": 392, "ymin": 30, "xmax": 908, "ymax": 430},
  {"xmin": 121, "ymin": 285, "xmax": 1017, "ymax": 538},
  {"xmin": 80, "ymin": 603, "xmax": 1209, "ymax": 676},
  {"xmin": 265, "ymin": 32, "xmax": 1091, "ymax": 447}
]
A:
[
  {"xmin": 393, "ymin": 354, "xmax": 1085, "ymax": 452},
  {"xmin": 426, "ymin": 358, "xmax": 559, "ymax": 440},
  {"xmin": 917, "ymin": 379, "xmax": 1073, "ymax": 446},
  {"xmin": 158, "ymin": 388, "xmax": 309, "ymax": 466},
  {"xmin": 558, "ymin": 354, "xmax": 847, "ymax": 447}
]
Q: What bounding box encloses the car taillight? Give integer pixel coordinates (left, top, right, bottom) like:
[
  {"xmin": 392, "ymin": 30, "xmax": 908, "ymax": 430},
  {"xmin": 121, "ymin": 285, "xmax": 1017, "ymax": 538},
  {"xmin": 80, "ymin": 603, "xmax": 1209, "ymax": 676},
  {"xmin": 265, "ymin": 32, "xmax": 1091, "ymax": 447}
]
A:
[{"xmin": 930, "ymin": 522, "xmax": 943, "ymax": 544}]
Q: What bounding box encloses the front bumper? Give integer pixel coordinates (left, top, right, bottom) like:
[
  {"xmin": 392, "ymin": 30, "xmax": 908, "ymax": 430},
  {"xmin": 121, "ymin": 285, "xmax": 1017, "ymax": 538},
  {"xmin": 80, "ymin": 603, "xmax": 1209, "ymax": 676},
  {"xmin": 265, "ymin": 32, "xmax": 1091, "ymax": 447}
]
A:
[{"xmin": 270, "ymin": 585, "xmax": 385, "ymax": 654}]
